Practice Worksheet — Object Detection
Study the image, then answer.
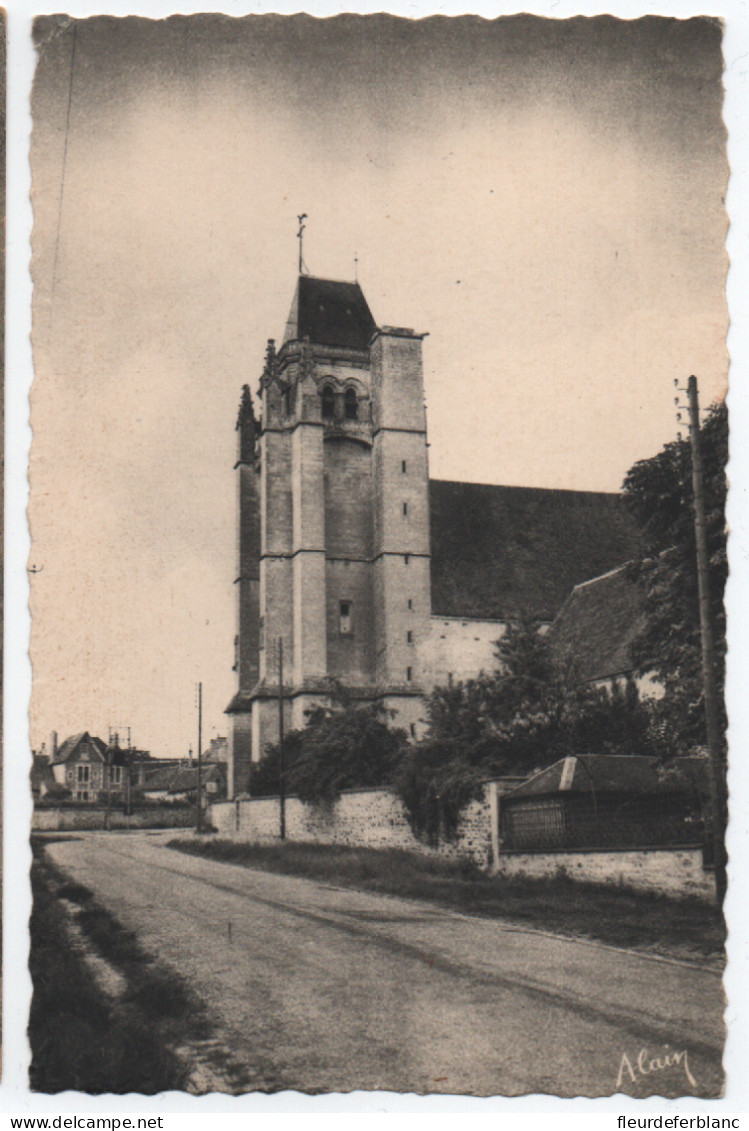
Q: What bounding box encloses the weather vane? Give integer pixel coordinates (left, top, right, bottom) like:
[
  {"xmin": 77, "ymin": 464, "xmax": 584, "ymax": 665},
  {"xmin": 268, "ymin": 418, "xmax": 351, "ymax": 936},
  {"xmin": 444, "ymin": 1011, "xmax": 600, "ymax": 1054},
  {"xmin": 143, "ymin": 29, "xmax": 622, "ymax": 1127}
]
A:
[{"xmin": 297, "ymin": 213, "xmax": 308, "ymax": 275}]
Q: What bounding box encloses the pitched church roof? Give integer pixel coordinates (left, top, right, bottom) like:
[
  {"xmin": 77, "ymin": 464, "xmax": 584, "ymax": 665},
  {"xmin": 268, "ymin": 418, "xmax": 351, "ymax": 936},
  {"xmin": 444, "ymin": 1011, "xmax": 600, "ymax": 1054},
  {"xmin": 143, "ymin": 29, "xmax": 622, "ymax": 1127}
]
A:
[
  {"xmin": 428, "ymin": 480, "xmax": 642, "ymax": 622},
  {"xmin": 546, "ymin": 563, "xmax": 647, "ymax": 683},
  {"xmin": 283, "ymin": 276, "xmax": 376, "ymax": 350}
]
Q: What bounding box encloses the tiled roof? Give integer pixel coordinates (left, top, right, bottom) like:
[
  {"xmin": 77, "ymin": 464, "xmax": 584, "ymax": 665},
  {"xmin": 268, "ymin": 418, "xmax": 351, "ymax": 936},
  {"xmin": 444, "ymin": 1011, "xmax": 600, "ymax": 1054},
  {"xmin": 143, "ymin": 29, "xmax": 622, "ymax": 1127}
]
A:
[
  {"xmin": 167, "ymin": 764, "xmax": 225, "ymax": 794},
  {"xmin": 52, "ymin": 732, "xmax": 107, "ymax": 766},
  {"xmin": 142, "ymin": 763, "xmax": 225, "ymax": 794},
  {"xmin": 508, "ymin": 754, "xmax": 707, "ymax": 798},
  {"xmin": 283, "ymin": 276, "xmax": 376, "ymax": 350},
  {"xmin": 428, "ymin": 481, "xmax": 642, "ymax": 621},
  {"xmin": 546, "ymin": 563, "xmax": 646, "ymax": 683},
  {"xmin": 142, "ymin": 764, "xmax": 181, "ymax": 792}
]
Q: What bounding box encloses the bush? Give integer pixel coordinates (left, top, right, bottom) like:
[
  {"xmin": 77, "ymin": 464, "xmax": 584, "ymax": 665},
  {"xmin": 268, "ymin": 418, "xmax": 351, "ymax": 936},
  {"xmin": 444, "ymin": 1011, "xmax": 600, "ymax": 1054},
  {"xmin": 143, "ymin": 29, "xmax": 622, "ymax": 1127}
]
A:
[{"xmin": 252, "ymin": 695, "xmax": 408, "ymax": 805}]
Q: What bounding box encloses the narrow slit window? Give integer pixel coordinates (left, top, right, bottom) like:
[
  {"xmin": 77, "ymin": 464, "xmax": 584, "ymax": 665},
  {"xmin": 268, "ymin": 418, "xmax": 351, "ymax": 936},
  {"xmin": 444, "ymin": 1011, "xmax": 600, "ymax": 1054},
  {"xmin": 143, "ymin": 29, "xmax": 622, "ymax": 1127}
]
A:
[
  {"xmin": 402, "ymin": 460, "xmax": 407, "ymax": 473},
  {"xmin": 404, "ymin": 554, "xmax": 410, "ymax": 565},
  {"xmin": 407, "ymin": 599, "xmax": 413, "ymax": 610},
  {"xmin": 410, "ymin": 723, "xmax": 416, "ymax": 738},
  {"xmin": 403, "ymin": 502, "xmax": 408, "ymax": 516},
  {"xmin": 339, "ymin": 600, "xmax": 353, "ymax": 635},
  {"xmin": 407, "ymin": 630, "xmax": 413, "ymax": 643},
  {"xmin": 406, "ymin": 666, "xmax": 413, "ymax": 682}
]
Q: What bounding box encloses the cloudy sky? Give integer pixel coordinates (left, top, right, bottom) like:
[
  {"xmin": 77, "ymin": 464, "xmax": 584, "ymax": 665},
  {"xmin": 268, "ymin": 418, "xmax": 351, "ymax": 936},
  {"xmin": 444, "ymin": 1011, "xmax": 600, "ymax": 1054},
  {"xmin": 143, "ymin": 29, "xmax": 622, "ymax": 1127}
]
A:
[{"xmin": 29, "ymin": 14, "xmax": 728, "ymax": 756}]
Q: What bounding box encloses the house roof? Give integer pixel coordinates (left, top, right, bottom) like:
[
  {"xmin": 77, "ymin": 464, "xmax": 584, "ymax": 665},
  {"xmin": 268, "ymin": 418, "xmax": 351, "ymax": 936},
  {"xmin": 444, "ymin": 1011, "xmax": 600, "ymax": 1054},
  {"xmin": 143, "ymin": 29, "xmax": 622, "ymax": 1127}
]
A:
[
  {"xmin": 142, "ymin": 764, "xmax": 182, "ymax": 792},
  {"xmin": 428, "ymin": 481, "xmax": 642, "ymax": 621},
  {"xmin": 52, "ymin": 732, "xmax": 107, "ymax": 766},
  {"xmin": 507, "ymin": 754, "xmax": 707, "ymax": 799},
  {"xmin": 546, "ymin": 563, "xmax": 646, "ymax": 683},
  {"xmin": 143, "ymin": 762, "xmax": 225, "ymax": 794},
  {"xmin": 166, "ymin": 764, "xmax": 226, "ymax": 794},
  {"xmin": 283, "ymin": 276, "xmax": 376, "ymax": 350}
]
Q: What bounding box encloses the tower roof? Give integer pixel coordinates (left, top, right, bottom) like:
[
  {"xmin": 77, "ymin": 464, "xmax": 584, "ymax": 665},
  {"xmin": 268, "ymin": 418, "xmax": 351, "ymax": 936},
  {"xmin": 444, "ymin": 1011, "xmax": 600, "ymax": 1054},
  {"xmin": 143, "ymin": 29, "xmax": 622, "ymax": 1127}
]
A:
[{"xmin": 283, "ymin": 276, "xmax": 376, "ymax": 350}]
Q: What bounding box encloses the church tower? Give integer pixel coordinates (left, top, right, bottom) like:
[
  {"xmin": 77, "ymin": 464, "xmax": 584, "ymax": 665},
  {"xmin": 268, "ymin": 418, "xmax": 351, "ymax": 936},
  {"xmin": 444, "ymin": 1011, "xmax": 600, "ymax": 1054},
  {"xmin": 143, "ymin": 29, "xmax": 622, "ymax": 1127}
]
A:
[{"xmin": 227, "ymin": 276, "xmax": 431, "ymax": 794}]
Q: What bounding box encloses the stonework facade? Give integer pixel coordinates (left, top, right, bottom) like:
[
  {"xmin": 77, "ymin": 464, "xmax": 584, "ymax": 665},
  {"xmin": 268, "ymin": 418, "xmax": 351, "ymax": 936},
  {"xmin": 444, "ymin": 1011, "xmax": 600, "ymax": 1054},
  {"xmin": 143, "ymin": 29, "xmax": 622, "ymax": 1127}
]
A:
[{"xmin": 227, "ymin": 275, "xmax": 642, "ymax": 796}]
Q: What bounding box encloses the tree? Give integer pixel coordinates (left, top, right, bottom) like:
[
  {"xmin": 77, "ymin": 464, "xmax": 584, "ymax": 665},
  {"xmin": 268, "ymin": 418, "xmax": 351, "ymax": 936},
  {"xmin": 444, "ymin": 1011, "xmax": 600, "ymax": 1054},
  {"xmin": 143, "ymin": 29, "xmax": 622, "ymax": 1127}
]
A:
[
  {"xmin": 251, "ymin": 690, "xmax": 408, "ymax": 805},
  {"xmin": 622, "ymin": 400, "xmax": 727, "ymax": 756},
  {"xmin": 393, "ymin": 617, "xmax": 656, "ymax": 842}
]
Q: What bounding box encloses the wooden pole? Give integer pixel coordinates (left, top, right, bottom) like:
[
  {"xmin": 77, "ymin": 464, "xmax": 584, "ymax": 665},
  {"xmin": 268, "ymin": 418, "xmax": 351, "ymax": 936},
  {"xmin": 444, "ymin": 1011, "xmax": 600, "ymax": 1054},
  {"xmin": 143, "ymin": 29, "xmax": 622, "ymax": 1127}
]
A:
[
  {"xmin": 278, "ymin": 639, "xmax": 286, "ymax": 840},
  {"xmin": 687, "ymin": 375, "xmax": 727, "ymax": 906},
  {"xmin": 196, "ymin": 682, "xmax": 203, "ymax": 833}
]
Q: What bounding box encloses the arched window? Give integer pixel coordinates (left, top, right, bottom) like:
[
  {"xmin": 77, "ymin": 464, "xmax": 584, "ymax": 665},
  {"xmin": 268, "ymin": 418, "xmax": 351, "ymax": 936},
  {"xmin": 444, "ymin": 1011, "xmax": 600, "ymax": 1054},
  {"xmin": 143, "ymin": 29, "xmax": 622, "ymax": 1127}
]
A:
[
  {"xmin": 321, "ymin": 385, "xmax": 335, "ymax": 419},
  {"xmin": 345, "ymin": 387, "xmax": 358, "ymax": 420}
]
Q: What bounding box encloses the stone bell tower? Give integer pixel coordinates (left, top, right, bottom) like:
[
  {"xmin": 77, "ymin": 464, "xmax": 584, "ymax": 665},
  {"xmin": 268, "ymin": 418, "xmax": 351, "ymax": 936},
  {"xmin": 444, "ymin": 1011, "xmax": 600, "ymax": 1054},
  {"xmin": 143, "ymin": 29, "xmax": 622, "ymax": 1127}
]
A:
[{"xmin": 227, "ymin": 276, "xmax": 431, "ymax": 795}]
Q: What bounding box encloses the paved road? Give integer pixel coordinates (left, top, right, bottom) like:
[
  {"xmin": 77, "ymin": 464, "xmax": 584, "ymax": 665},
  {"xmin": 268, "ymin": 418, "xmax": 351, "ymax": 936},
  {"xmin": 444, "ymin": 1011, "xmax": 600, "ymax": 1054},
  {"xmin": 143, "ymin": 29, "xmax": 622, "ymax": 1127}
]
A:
[{"xmin": 45, "ymin": 833, "xmax": 724, "ymax": 1098}]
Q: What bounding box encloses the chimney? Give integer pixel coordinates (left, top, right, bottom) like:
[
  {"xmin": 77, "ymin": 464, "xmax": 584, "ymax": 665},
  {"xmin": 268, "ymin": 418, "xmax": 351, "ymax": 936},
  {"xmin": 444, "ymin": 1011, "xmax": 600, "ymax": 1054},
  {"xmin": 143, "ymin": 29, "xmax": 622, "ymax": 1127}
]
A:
[{"xmin": 50, "ymin": 731, "xmax": 58, "ymax": 757}]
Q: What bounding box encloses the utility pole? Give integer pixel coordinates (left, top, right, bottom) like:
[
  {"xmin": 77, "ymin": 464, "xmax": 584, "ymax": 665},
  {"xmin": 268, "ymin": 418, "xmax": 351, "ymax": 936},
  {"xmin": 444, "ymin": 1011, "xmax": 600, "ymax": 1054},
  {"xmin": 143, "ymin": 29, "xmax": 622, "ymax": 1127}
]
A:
[
  {"xmin": 278, "ymin": 638, "xmax": 286, "ymax": 840},
  {"xmin": 125, "ymin": 728, "xmax": 132, "ymax": 817},
  {"xmin": 196, "ymin": 682, "xmax": 203, "ymax": 833},
  {"xmin": 104, "ymin": 740, "xmax": 112, "ymax": 831},
  {"xmin": 687, "ymin": 375, "xmax": 727, "ymax": 906}
]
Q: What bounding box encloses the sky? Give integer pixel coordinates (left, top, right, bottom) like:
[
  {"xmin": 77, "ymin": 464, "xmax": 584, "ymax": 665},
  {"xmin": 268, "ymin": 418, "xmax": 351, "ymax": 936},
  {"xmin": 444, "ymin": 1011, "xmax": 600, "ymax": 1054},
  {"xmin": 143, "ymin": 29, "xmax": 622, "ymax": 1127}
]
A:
[{"xmin": 28, "ymin": 13, "xmax": 728, "ymax": 757}]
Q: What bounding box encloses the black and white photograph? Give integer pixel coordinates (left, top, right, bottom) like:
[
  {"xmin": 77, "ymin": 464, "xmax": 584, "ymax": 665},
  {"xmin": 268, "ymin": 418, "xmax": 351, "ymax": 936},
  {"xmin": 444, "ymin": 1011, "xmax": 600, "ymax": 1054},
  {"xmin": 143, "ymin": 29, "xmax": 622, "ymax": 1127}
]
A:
[{"xmin": 26, "ymin": 11, "xmax": 730, "ymax": 1100}]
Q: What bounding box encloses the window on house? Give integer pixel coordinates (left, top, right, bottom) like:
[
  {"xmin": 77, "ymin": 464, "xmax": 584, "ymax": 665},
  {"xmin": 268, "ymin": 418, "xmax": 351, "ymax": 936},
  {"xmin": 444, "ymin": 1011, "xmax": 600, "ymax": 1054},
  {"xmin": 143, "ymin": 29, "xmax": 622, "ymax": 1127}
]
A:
[
  {"xmin": 407, "ymin": 630, "xmax": 413, "ymax": 643},
  {"xmin": 404, "ymin": 554, "xmax": 410, "ymax": 565},
  {"xmin": 345, "ymin": 387, "xmax": 358, "ymax": 420},
  {"xmin": 111, "ymin": 766, "xmax": 122, "ymax": 786},
  {"xmin": 77, "ymin": 765, "xmax": 89, "ymax": 784},
  {"xmin": 406, "ymin": 666, "xmax": 413, "ymax": 682},
  {"xmin": 403, "ymin": 502, "xmax": 408, "ymax": 516},
  {"xmin": 259, "ymin": 616, "xmax": 265, "ymax": 649},
  {"xmin": 76, "ymin": 791, "xmax": 89, "ymax": 802},
  {"xmin": 402, "ymin": 460, "xmax": 407, "ymax": 473},
  {"xmin": 283, "ymin": 386, "xmax": 293, "ymax": 416},
  {"xmin": 321, "ymin": 385, "xmax": 335, "ymax": 419},
  {"xmin": 410, "ymin": 723, "xmax": 416, "ymax": 738},
  {"xmin": 339, "ymin": 600, "xmax": 352, "ymax": 635},
  {"xmin": 407, "ymin": 599, "xmax": 413, "ymax": 610}
]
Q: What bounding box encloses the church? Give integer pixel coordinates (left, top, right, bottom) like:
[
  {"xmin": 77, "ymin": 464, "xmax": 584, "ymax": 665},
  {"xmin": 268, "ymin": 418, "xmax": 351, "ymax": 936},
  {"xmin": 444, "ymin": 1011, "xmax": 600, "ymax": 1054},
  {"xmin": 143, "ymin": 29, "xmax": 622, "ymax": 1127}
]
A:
[{"xmin": 226, "ymin": 275, "xmax": 641, "ymax": 797}]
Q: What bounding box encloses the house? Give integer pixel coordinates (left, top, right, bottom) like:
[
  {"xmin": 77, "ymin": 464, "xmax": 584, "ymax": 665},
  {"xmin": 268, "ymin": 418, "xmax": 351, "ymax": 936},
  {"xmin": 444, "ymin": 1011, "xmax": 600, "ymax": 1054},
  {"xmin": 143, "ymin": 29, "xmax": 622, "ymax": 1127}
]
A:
[
  {"xmin": 48, "ymin": 732, "xmax": 152, "ymax": 803},
  {"xmin": 499, "ymin": 753, "xmax": 706, "ymax": 853},
  {"xmin": 204, "ymin": 736, "xmax": 228, "ymax": 763},
  {"xmin": 51, "ymin": 732, "xmax": 109, "ymax": 802},
  {"xmin": 167, "ymin": 763, "xmax": 227, "ymax": 805},
  {"xmin": 227, "ymin": 274, "xmax": 643, "ymax": 794},
  {"xmin": 142, "ymin": 761, "xmax": 227, "ymax": 806},
  {"xmin": 141, "ymin": 763, "xmax": 184, "ymax": 800}
]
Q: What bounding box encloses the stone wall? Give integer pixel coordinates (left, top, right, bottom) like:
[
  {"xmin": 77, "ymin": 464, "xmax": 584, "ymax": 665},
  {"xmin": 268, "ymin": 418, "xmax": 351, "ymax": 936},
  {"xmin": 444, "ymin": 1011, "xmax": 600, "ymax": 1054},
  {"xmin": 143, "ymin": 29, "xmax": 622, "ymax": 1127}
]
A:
[
  {"xmin": 32, "ymin": 806, "xmax": 197, "ymax": 832},
  {"xmin": 494, "ymin": 846, "xmax": 715, "ymax": 901},
  {"xmin": 211, "ymin": 785, "xmax": 495, "ymax": 866},
  {"xmin": 210, "ymin": 785, "xmax": 715, "ymax": 901}
]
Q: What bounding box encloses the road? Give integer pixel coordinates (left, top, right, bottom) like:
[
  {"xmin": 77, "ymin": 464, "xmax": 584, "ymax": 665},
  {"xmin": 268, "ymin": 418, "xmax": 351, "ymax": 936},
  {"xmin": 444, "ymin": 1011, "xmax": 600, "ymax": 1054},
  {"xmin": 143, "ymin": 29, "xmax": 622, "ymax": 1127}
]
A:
[{"xmin": 44, "ymin": 832, "xmax": 725, "ymax": 1098}]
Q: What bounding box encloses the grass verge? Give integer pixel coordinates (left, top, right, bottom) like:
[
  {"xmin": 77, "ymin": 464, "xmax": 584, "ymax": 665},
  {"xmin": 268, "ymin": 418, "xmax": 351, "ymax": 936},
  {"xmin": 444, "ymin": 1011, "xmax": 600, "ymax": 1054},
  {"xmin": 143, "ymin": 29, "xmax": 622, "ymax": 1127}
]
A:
[
  {"xmin": 29, "ymin": 840, "xmax": 211, "ymax": 1093},
  {"xmin": 168, "ymin": 838, "xmax": 724, "ymax": 962}
]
